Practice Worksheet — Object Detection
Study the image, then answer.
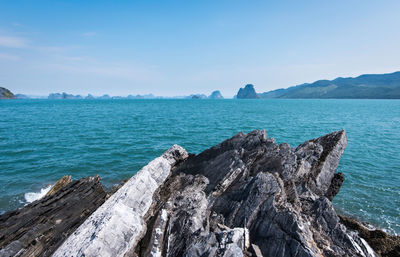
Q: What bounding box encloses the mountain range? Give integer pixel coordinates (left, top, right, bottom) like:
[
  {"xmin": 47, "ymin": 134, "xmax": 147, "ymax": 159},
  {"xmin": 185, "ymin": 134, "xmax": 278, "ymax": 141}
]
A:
[{"xmin": 257, "ymin": 71, "xmax": 400, "ymax": 99}]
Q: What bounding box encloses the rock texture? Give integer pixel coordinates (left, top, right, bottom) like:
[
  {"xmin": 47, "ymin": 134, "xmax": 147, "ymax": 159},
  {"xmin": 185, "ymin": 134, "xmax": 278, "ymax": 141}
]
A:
[
  {"xmin": 237, "ymin": 84, "xmax": 259, "ymax": 99},
  {"xmin": 0, "ymin": 87, "xmax": 16, "ymax": 99},
  {"xmin": 133, "ymin": 130, "xmax": 378, "ymax": 257},
  {"xmin": 339, "ymin": 215, "xmax": 400, "ymax": 257},
  {"xmin": 0, "ymin": 176, "xmax": 107, "ymax": 257},
  {"xmin": 52, "ymin": 145, "xmax": 188, "ymax": 257},
  {"xmin": 45, "ymin": 175, "xmax": 72, "ymax": 197},
  {"xmin": 1, "ymin": 130, "xmax": 396, "ymax": 257}
]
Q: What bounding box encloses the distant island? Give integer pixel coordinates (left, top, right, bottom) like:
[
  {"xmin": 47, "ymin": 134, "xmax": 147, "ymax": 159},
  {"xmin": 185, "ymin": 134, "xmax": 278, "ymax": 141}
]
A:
[
  {"xmin": 190, "ymin": 91, "xmax": 224, "ymax": 99},
  {"xmin": 0, "ymin": 89, "xmax": 225, "ymax": 100},
  {"xmin": 253, "ymin": 71, "xmax": 400, "ymax": 99},
  {"xmin": 208, "ymin": 90, "xmax": 224, "ymax": 99},
  {"xmin": 3, "ymin": 71, "xmax": 400, "ymax": 99},
  {"xmin": 236, "ymin": 84, "xmax": 259, "ymax": 99},
  {"xmin": 46, "ymin": 90, "xmax": 224, "ymax": 100},
  {"xmin": 0, "ymin": 87, "xmax": 16, "ymax": 99}
]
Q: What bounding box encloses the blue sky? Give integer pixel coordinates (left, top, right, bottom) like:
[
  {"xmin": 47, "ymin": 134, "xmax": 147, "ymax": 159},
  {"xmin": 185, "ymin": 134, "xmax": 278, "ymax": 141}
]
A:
[{"xmin": 0, "ymin": 0, "xmax": 400, "ymax": 97}]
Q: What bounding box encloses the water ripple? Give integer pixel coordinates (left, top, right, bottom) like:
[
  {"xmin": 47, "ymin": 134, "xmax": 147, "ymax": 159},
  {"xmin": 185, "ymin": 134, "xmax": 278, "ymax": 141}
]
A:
[{"xmin": 0, "ymin": 99, "xmax": 399, "ymax": 234}]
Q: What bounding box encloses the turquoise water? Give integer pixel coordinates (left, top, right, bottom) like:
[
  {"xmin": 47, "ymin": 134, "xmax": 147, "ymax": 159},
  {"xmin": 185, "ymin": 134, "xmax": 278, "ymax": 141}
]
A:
[{"xmin": 0, "ymin": 99, "xmax": 399, "ymax": 234}]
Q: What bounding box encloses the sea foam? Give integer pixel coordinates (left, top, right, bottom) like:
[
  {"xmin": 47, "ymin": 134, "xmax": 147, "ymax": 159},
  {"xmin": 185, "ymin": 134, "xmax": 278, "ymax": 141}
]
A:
[{"xmin": 24, "ymin": 184, "xmax": 53, "ymax": 203}]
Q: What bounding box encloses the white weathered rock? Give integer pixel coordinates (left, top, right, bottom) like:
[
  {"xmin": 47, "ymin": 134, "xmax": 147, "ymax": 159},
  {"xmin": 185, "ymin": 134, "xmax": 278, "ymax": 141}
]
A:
[
  {"xmin": 52, "ymin": 145, "xmax": 188, "ymax": 257},
  {"xmin": 219, "ymin": 227, "xmax": 250, "ymax": 252}
]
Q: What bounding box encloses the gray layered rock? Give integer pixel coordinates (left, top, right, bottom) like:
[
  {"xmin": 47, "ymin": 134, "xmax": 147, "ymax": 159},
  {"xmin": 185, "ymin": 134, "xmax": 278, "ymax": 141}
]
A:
[
  {"xmin": 52, "ymin": 145, "xmax": 188, "ymax": 257},
  {"xmin": 133, "ymin": 130, "xmax": 377, "ymax": 257},
  {"xmin": 339, "ymin": 215, "xmax": 400, "ymax": 257},
  {"xmin": 0, "ymin": 176, "xmax": 107, "ymax": 257}
]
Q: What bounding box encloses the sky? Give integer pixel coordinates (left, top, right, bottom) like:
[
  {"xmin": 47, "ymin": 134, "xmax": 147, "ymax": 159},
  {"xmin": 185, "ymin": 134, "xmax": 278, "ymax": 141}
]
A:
[{"xmin": 0, "ymin": 0, "xmax": 400, "ymax": 97}]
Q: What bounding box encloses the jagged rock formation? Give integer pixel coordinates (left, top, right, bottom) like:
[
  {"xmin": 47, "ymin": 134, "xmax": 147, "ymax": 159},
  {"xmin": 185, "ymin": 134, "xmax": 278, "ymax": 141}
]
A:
[
  {"xmin": 209, "ymin": 90, "xmax": 224, "ymax": 99},
  {"xmin": 237, "ymin": 84, "xmax": 259, "ymax": 99},
  {"xmin": 1, "ymin": 130, "xmax": 398, "ymax": 257},
  {"xmin": 53, "ymin": 145, "xmax": 188, "ymax": 257},
  {"xmin": 339, "ymin": 215, "xmax": 400, "ymax": 257},
  {"xmin": 131, "ymin": 130, "xmax": 377, "ymax": 257},
  {"xmin": 0, "ymin": 176, "xmax": 107, "ymax": 257},
  {"xmin": 45, "ymin": 175, "xmax": 72, "ymax": 197},
  {"xmin": 0, "ymin": 87, "xmax": 16, "ymax": 99}
]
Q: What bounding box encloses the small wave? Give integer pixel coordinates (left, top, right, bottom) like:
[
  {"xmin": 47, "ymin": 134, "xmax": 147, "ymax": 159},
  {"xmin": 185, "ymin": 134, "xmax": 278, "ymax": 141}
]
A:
[{"xmin": 24, "ymin": 184, "xmax": 53, "ymax": 203}]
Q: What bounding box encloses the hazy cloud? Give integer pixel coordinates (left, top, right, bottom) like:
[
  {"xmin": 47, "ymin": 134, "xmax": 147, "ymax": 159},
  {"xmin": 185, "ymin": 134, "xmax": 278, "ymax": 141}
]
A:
[{"xmin": 0, "ymin": 36, "xmax": 28, "ymax": 48}]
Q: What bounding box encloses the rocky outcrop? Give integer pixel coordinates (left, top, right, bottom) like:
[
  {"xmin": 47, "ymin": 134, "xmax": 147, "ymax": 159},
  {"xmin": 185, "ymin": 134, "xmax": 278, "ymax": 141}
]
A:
[
  {"xmin": 0, "ymin": 87, "xmax": 16, "ymax": 99},
  {"xmin": 339, "ymin": 215, "xmax": 400, "ymax": 257},
  {"xmin": 130, "ymin": 130, "xmax": 378, "ymax": 257},
  {"xmin": 53, "ymin": 145, "xmax": 188, "ymax": 257},
  {"xmin": 0, "ymin": 176, "xmax": 107, "ymax": 257},
  {"xmin": 45, "ymin": 175, "xmax": 72, "ymax": 197},
  {"xmin": 237, "ymin": 84, "xmax": 259, "ymax": 99},
  {"xmin": 1, "ymin": 130, "xmax": 396, "ymax": 257}
]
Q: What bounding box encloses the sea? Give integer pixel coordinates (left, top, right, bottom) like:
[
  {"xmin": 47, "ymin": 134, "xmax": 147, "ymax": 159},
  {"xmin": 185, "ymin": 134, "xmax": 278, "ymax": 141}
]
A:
[{"xmin": 0, "ymin": 99, "xmax": 399, "ymax": 235}]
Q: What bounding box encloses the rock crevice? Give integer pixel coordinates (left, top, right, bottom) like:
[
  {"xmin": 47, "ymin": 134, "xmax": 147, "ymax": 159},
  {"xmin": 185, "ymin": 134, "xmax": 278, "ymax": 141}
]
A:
[{"xmin": 1, "ymin": 130, "xmax": 398, "ymax": 257}]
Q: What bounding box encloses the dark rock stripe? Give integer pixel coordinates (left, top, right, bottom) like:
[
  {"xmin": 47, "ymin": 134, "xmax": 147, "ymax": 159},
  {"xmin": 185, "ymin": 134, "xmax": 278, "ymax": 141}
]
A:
[
  {"xmin": 134, "ymin": 130, "xmax": 377, "ymax": 257},
  {"xmin": 0, "ymin": 176, "xmax": 107, "ymax": 257}
]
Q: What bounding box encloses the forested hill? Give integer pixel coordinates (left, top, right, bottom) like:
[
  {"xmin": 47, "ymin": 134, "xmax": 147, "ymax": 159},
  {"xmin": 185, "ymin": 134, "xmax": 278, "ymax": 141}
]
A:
[{"xmin": 259, "ymin": 71, "xmax": 400, "ymax": 99}]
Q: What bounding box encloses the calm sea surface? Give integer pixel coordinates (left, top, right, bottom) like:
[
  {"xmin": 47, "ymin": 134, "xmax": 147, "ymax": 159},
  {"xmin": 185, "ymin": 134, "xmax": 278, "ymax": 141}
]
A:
[{"xmin": 0, "ymin": 99, "xmax": 399, "ymax": 234}]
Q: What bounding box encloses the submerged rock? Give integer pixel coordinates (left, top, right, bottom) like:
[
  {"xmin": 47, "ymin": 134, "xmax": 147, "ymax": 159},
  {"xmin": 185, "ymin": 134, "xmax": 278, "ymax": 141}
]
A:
[{"xmin": 0, "ymin": 176, "xmax": 107, "ymax": 257}]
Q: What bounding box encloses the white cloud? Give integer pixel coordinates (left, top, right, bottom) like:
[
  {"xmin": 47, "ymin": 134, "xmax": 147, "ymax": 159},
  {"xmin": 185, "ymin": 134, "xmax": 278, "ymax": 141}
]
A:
[
  {"xmin": 0, "ymin": 36, "xmax": 28, "ymax": 48},
  {"xmin": 35, "ymin": 46, "xmax": 69, "ymax": 53}
]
